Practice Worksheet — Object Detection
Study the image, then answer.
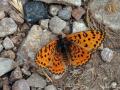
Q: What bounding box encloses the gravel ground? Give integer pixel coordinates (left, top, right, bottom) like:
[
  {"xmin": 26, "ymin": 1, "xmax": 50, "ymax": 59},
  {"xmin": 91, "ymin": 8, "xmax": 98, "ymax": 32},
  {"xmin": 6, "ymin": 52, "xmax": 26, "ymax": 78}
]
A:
[{"xmin": 0, "ymin": 0, "xmax": 120, "ymax": 90}]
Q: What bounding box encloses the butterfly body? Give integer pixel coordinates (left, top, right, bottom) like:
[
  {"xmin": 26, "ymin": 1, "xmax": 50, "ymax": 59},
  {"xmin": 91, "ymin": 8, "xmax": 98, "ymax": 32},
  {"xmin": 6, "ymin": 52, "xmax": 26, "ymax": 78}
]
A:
[{"xmin": 35, "ymin": 30, "xmax": 104, "ymax": 74}]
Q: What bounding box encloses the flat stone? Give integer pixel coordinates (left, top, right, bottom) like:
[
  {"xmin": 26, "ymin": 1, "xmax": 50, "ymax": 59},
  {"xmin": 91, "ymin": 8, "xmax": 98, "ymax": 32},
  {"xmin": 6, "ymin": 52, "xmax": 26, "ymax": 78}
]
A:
[
  {"xmin": 0, "ymin": 18, "xmax": 17, "ymax": 37},
  {"xmin": 72, "ymin": 21, "xmax": 88, "ymax": 33},
  {"xmin": 27, "ymin": 73, "xmax": 46, "ymax": 88},
  {"xmin": 12, "ymin": 79, "xmax": 30, "ymax": 90},
  {"xmin": 49, "ymin": 16, "xmax": 67, "ymax": 34},
  {"xmin": 0, "ymin": 58, "xmax": 16, "ymax": 76},
  {"xmin": 34, "ymin": 0, "xmax": 82, "ymax": 6},
  {"xmin": 3, "ymin": 37, "xmax": 14, "ymax": 49},
  {"xmin": 17, "ymin": 25, "xmax": 55, "ymax": 64},
  {"xmin": 45, "ymin": 85, "xmax": 57, "ymax": 90}
]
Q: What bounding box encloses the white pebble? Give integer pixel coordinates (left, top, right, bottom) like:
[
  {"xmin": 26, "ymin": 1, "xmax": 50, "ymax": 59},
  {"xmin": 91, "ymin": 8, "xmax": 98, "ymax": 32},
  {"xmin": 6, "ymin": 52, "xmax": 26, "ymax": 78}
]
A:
[{"xmin": 101, "ymin": 48, "xmax": 114, "ymax": 62}]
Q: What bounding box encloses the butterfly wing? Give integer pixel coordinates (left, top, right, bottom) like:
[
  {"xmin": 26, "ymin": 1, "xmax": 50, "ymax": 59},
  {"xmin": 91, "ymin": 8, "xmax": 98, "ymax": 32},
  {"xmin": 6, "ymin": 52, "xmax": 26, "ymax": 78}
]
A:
[
  {"xmin": 35, "ymin": 40, "xmax": 65, "ymax": 74},
  {"xmin": 48, "ymin": 50, "xmax": 65, "ymax": 74},
  {"xmin": 66, "ymin": 30, "xmax": 104, "ymax": 51},
  {"xmin": 35, "ymin": 40, "xmax": 57, "ymax": 68},
  {"xmin": 68, "ymin": 44, "xmax": 91, "ymax": 67}
]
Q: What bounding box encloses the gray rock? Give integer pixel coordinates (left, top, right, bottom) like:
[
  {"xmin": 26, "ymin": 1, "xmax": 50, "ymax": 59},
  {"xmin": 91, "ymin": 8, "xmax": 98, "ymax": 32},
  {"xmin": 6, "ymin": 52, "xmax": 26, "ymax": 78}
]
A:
[
  {"xmin": 0, "ymin": 58, "xmax": 16, "ymax": 76},
  {"xmin": 17, "ymin": 25, "xmax": 55, "ymax": 64},
  {"xmin": 34, "ymin": 0, "xmax": 81, "ymax": 6},
  {"xmin": 49, "ymin": 16, "xmax": 67, "ymax": 34},
  {"xmin": 10, "ymin": 67, "xmax": 23, "ymax": 82},
  {"xmin": 12, "ymin": 79, "xmax": 30, "ymax": 90},
  {"xmin": 58, "ymin": 7, "xmax": 71, "ymax": 20},
  {"xmin": 45, "ymin": 85, "xmax": 57, "ymax": 90},
  {"xmin": 89, "ymin": 0, "xmax": 120, "ymax": 32},
  {"xmin": 0, "ymin": 18, "xmax": 17, "ymax": 37},
  {"xmin": 101, "ymin": 48, "xmax": 114, "ymax": 62},
  {"xmin": 72, "ymin": 21, "xmax": 88, "ymax": 33},
  {"xmin": 27, "ymin": 73, "xmax": 46, "ymax": 88},
  {"xmin": 49, "ymin": 5, "xmax": 62, "ymax": 16},
  {"xmin": 0, "ymin": 44, "xmax": 3, "ymax": 52},
  {"xmin": 3, "ymin": 37, "xmax": 14, "ymax": 49}
]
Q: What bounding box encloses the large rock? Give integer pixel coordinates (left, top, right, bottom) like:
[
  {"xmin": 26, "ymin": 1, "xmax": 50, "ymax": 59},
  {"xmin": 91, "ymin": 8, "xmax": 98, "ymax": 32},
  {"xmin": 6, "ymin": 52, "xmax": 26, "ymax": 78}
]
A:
[
  {"xmin": 17, "ymin": 25, "xmax": 55, "ymax": 64},
  {"xmin": 89, "ymin": 0, "xmax": 120, "ymax": 32}
]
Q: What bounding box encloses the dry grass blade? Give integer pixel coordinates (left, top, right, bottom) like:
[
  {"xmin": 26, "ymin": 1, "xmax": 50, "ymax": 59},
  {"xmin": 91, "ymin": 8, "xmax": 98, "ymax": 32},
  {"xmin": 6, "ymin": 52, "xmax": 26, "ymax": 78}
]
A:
[{"xmin": 9, "ymin": 0, "xmax": 24, "ymax": 17}]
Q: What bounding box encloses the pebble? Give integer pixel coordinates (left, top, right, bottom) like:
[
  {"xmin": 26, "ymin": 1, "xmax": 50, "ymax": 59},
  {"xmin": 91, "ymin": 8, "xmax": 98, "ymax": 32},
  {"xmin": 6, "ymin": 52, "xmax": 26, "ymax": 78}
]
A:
[
  {"xmin": 58, "ymin": 7, "xmax": 71, "ymax": 20},
  {"xmin": 111, "ymin": 82, "xmax": 117, "ymax": 89},
  {"xmin": 0, "ymin": 58, "xmax": 16, "ymax": 76},
  {"xmin": 1, "ymin": 50, "xmax": 16, "ymax": 60},
  {"xmin": 40, "ymin": 19, "xmax": 49, "ymax": 29},
  {"xmin": 35, "ymin": 0, "xmax": 82, "ymax": 6},
  {"xmin": 0, "ymin": 18, "xmax": 17, "ymax": 37},
  {"xmin": 10, "ymin": 67, "xmax": 23, "ymax": 82},
  {"xmin": 0, "ymin": 44, "xmax": 3, "ymax": 52},
  {"xmin": 101, "ymin": 48, "xmax": 114, "ymax": 62},
  {"xmin": 45, "ymin": 85, "xmax": 57, "ymax": 90},
  {"xmin": 3, "ymin": 37, "xmax": 14, "ymax": 49},
  {"xmin": 24, "ymin": 1, "xmax": 48, "ymax": 23},
  {"xmin": 49, "ymin": 16, "xmax": 67, "ymax": 34},
  {"xmin": 12, "ymin": 79, "xmax": 30, "ymax": 90},
  {"xmin": 72, "ymin": 21, "xmax": 88, "ymax": 33},
  {"xmin": 9, "ymin": 10, "xmax": 24, "ymax": 23},
  {"xmin": 49, "ymin": 5, "xmax": 62, "ymax": 16},
  {"xmin": 72, "ymin": 7, "xmax": 85, "ymax": 21},
  {"xmin": 0, "ymin": 11, "xmax": 5, "ymax": 19},
  {"xmin": 26, "ymin": 73, "xmax": 46, "ymax": 88},
  {"xmin": 17, "ymin": 25, "xmax": 55, "ymax": 64}
]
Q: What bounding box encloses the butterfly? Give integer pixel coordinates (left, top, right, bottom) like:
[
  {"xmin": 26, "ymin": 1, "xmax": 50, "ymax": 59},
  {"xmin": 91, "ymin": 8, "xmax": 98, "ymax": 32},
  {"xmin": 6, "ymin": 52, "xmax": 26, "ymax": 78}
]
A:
[{"xmin": 35, "ymin": 30, "xmax": 104, "ymax": 74}]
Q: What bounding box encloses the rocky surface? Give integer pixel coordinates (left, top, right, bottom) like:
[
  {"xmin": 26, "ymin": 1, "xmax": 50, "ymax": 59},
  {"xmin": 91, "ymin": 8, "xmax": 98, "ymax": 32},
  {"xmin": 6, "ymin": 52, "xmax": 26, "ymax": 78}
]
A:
[{"xmin": 0, "ymin": 0, "xmax": 120, "ymax": 90}]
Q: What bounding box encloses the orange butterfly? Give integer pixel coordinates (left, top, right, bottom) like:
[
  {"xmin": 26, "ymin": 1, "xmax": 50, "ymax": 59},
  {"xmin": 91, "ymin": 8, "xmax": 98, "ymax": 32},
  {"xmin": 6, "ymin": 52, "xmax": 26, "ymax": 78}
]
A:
[{"xmin": 35, "ymin": 30, "xmax": 104, "ymax": 74}]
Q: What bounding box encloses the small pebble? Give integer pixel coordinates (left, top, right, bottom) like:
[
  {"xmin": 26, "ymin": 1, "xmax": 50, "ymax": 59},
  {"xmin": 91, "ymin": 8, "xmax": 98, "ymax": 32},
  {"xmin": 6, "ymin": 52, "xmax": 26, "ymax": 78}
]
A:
[
  {"xmin": 49, "ymin": 16, "xmax": 67, "ymax": 34},
  {"xmin": 72, "ymin": 7, "xmax": 85, "ymax": 20},
  {"xmin": 72, "ymin": 21, "xmax": 88, "ymax": 33},
  {"xmin": 0, "ymin": 18, "xmax": 17, "ymax": 37},
  {"xmin": 0, "ymin": 11, "xmax": 5, "ymax": 19},
  {"xmin": 40, "ymin": 19, "xmax": 49, "ymax": 29},
  {"xmin": 49, "ymin": 5, "xmax": 62, "ymax": 16},
  {"xmin": 101, "ymin": 48, "xmax": 114, "ymax": 62},
  {"xmin": 24, "ymin": 1, "xmax": 48, "ymax": 23},
  {"xmin": 27, "ymin": 73, "xmax": 46, "ymax": 88},
  {"xmin": 0, "ymin": 44, "xmax": 3, "ymax": 52},
  {"xmin": 0, "ymin": 58, "xmax": 16, "ymax": 76},
  {"xmin": 10, "ymin": 67, "xmax": 23, "ymax": 82},
  {"xmin": 1, "ymin": 50, "xmax": 16, "ymax": 60},
  {"xmin": 111, "ymin": 82, "xmax": 117, "ymax": 89},
  {"xmin": 12, "ymin": 79, "xmax": 30, "ymax": 90},
  {"xmin": 58, "ymin": 7, "xmax": 71, "ymax": 20},
  {"xmin": 3, "ymin": 37, "xmax": 14, "ymax": 49},
  {"xmin": 45, "ymin": 85, "xmax": 57, "ymax": 90}
]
